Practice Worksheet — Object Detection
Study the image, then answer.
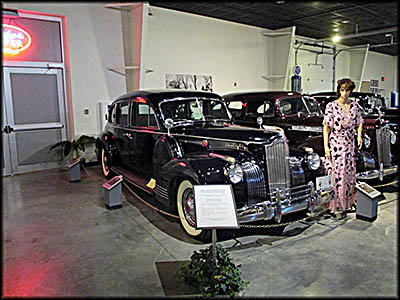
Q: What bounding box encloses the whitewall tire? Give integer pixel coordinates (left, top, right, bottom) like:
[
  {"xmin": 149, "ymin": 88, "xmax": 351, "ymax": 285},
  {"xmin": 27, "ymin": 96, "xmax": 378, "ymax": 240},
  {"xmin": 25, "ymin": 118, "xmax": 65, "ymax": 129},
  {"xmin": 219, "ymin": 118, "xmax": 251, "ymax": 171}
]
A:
[
  {"xmin": 101, "ymin": 147, "xmax": 110, "ymax": 178},
  {"xmin": 176, "ymin": 180, "xmax": 203, "ymax": 237}
]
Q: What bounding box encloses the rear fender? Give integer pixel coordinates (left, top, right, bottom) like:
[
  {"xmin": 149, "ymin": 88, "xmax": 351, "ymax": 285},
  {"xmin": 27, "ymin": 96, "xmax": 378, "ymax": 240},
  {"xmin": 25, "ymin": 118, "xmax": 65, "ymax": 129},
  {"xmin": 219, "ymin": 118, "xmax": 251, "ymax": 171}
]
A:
[{"xmin": 96, "ymin": 132, "xmax": 118, "ymax": 163}]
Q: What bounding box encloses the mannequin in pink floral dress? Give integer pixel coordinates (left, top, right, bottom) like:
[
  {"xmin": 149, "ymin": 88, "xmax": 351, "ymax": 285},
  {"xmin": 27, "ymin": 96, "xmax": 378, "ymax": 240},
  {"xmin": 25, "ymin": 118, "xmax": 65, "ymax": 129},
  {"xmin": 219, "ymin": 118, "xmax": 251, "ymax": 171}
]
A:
[{"xmin": 323, "ymin": 78, "xmax": 363, "ymax": 217}]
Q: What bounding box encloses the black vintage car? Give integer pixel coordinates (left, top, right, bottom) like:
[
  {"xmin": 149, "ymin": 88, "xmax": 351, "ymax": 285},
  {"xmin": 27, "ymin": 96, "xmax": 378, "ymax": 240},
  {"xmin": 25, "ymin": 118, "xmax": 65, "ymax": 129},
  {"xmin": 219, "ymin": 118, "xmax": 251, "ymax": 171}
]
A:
[
  {"xmin": 222, "ymin": 91, "xmax": 398, "ymax": 183},
  {"xmin": 97, "ymin": 90, "xmax": 333, "ymax": 240},
  {"xmin": 312, "ymin": 91, "xmax": 399, "ymax": 169},
  {"xmin": 312, "ymin": 91, "xmax": 399, "ymax": 124}
]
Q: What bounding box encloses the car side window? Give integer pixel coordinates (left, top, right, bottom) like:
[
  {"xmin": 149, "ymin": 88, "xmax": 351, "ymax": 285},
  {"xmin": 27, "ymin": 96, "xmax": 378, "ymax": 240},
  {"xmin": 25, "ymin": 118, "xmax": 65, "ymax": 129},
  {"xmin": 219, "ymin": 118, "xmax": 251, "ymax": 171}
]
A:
[
  {"xmin": 190, "ymin": 102, "xmax": 202, "ymax": 120},
  {"xmin": 227, "ymin": 101, "xmax": 243, "ymax": 118},
  {"xmin": 116, "ymin": 102, "xmax": 130, "ymax": 126},
  {"xmin": 109, "ymin": 104, "xmax": 117, "ymax": 123},
  {"xmin": 279, "ymin": 99, "xmax": 292, "ymax": 115},
  {"xmin": 256, "ymin": 102, "xmax": 274, "ymax": 117},
  {"xmin": 132, "ymin": 103, "xmax": 157, "ymax": 128}
]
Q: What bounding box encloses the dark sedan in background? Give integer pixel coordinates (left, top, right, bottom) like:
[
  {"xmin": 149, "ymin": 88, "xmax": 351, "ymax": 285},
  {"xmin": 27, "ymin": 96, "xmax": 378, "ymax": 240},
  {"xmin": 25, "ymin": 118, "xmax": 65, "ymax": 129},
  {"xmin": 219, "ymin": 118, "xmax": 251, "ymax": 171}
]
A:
[
  {"xmin": 223, "ymin": 91, "xmax": 398, "ymax": 184},
  {"xmin": 312, "ymin": 91, "xmax": 399, "ymax": 168}
]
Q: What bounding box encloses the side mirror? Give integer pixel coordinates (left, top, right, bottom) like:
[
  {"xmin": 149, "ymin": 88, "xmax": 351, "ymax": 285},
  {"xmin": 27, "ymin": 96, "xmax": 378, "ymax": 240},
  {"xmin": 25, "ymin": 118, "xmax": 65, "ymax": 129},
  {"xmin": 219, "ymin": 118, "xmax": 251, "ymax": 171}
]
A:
[
  {"xmin": 257, "ymin": 116, "xmax": 263, "ymax": 130},
  {"xmin": 165, "ymin": 118, "xmax": 174, "ymax": 136}
]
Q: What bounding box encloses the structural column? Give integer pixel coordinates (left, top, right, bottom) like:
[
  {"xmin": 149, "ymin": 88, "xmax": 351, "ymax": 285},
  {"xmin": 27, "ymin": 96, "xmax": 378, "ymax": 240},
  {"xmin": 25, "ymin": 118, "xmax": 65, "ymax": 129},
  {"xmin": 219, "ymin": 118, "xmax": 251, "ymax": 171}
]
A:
[{"xmin": 120, "ymin": 2, "xmax": 149, "ymax": 92}]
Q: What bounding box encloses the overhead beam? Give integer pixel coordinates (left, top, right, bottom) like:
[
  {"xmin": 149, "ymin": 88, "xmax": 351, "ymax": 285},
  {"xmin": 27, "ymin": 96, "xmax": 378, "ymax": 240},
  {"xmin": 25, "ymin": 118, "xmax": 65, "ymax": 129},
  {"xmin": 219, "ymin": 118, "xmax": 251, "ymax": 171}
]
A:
[{"xmin": 317, "ymin": 26, "xmax": 398, "ymax": 42}]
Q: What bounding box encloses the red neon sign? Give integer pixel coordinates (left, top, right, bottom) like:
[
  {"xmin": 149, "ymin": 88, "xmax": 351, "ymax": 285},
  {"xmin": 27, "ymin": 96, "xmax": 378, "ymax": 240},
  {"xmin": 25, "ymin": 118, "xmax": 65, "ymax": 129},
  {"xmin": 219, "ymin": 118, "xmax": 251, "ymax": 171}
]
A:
[{"xmin": 2, "ymin": 24, "xmax": 32, "ymax": 55}]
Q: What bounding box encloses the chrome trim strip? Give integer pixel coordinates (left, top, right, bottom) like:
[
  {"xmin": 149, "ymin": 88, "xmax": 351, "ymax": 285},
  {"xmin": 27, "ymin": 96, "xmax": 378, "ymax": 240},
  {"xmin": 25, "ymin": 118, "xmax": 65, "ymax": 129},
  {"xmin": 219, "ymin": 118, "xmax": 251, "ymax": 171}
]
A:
[
  {"xmin": 170, "ymin": 133, "xmax": 271, "ymax": 145},
  {"xmin": 155, "ymin": 184, "xmax": 168, "ymax": 200},
  {"xmin": 356, "ymin": 165, "xmax": 398, "ymax": 180},
  {"xmin": 108, "ymin": 124, "xmax": 270, "ymax": 145}
]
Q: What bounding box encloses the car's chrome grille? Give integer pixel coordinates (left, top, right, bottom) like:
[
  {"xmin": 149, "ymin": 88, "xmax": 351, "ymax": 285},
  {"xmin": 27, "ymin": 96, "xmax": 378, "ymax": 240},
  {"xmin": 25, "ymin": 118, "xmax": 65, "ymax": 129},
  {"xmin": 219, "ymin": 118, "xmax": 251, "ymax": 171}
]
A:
[
  {"xmin": 376, "ymin": 126, "xmax": 392, "ymax": 166},
  {"xmin": 265, "ymin": 138, "xmax": 291, "ymax": 194},
  {"xmin": 241, "ymin": 162, "xmax": 267, "ymax": 206}
]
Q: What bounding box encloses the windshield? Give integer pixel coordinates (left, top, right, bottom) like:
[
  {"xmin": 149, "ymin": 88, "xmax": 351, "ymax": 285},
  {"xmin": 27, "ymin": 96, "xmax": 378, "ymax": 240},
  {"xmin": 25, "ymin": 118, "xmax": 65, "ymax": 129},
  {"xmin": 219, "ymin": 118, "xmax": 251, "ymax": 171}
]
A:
[
  {"xmin": 159, "ymin": 98, "xmax": 231, "ymax": 123},
  {"xmin": 279, "ymin": 96, "xmax": 322, "ymax": 116},
  {"xmin": 350, "ymin": 96, "xmax": 385, "ymax": 115}
]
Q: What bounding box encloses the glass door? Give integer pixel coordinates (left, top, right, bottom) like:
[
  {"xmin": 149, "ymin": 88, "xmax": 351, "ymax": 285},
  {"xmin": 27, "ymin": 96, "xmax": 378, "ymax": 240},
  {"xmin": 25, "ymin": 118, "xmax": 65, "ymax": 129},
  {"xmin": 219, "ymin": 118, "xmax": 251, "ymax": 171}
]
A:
[{"xmin": 2, "ymin": 67, "xmax": 68, "ymax": 175}]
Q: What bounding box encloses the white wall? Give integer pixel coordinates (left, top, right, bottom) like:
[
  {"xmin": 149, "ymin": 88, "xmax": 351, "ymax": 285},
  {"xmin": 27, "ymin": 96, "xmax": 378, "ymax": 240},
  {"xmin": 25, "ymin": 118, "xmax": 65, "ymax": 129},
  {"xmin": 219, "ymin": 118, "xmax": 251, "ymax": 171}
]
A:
[
  {"xmin": 3, "ymin": 3, "xmax": 398, "ymax": 134},
  {"xmin": 142, "ymin": 7, "xmax": 268, "ymax": 94},
  {"xmin": 3, "ymin": 2, "xmax": 126, "ymax": 136},
  {"xmin": 285, "ymin": 37, "xmax": 397, "ymax": 101},
  {"xmin": 362, "ymin": 51, "xmax": 397, "ymax": 102}
]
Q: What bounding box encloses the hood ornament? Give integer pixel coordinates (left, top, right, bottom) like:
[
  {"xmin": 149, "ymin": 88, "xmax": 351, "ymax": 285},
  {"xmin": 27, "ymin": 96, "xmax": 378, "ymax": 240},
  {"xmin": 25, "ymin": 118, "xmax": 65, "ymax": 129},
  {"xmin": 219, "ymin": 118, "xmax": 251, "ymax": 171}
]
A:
[{"xmin": 257, "ymin": 116, "xmax": 263, "ymax": 129}]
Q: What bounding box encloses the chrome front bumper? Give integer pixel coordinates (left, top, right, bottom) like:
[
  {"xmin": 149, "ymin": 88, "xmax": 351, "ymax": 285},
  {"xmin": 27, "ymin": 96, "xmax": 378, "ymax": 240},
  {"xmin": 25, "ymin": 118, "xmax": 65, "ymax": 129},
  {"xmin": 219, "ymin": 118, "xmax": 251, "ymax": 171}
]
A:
[
  {"xmin": 237, "ymin": 182, "xmax": 334, "ymax": 224},
  {"xmin": 356, "ymin": 165, "xmax": 398, "ymax": 181}
]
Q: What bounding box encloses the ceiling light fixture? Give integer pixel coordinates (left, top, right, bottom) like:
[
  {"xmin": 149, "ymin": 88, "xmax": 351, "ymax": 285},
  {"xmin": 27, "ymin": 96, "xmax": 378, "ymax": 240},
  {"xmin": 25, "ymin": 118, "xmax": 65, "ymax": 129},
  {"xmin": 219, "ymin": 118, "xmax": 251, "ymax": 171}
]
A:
[
  {"xmin": 332, "ymin": 35, "xmax": 341, "ymax": 43},
  {"xmin": 276, "ymin": 1, "xmax": 285, "ymax": 4},
  {"xmin": 342, "ymin": 20, "xmax": 350, "ymax": 24}
]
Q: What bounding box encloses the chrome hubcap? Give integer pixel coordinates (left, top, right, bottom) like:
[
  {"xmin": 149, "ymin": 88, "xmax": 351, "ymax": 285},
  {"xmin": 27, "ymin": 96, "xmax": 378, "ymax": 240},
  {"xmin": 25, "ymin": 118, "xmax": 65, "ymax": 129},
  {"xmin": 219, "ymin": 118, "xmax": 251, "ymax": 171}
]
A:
[{"xmin": 183, "ymin": 189, "xmax": 196, "ymax": 227}]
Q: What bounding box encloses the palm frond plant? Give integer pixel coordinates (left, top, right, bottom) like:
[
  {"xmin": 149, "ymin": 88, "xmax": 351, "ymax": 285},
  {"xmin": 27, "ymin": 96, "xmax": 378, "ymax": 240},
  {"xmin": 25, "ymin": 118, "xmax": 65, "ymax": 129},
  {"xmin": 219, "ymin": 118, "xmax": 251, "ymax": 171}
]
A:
[{"xmin": 49, "ymin": 135, "xmax": 96, "ymax": 160}]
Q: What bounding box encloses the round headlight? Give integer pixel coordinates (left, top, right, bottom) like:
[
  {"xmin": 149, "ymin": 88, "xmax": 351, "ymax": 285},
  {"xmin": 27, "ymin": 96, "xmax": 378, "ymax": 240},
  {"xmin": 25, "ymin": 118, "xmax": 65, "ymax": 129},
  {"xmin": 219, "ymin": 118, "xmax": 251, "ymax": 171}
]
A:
[
  {"xmin": 306, "ymin": 152, "xmax": 320, "ymax": 170},
  {"xmin": 223, "ymin": 164, "xmax": 243, "ymax": 184},
  {"xmin": 390, "ymin": 130, "xmax": 397, "ymax": 144},
  {"xmin": 364, "ymin": 133, "xmax": 371, "ymax": 148}
]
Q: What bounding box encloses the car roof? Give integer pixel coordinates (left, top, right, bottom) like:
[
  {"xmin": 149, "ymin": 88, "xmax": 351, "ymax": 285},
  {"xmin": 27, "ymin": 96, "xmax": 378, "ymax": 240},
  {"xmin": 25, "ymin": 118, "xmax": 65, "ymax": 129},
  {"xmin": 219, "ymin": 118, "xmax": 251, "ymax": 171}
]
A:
[
  {"xmin": 312, "ymin": 91, "xmax": 384, "ymax": 98},
  {"xmin": 222, "ymin": 90, "xmax": 308, "ymax": 101},
  {"xmin": 114, "ymin": 89, "xmax": 222, "ymax": 105}
]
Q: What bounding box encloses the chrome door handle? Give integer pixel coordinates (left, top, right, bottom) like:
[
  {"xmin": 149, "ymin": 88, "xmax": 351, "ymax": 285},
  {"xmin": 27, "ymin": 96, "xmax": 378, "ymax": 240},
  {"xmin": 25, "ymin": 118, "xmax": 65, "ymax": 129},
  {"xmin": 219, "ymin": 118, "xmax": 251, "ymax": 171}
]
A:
[{"xmin": 123, "ymin": 133, "xmax": 133, "ymax": 139}]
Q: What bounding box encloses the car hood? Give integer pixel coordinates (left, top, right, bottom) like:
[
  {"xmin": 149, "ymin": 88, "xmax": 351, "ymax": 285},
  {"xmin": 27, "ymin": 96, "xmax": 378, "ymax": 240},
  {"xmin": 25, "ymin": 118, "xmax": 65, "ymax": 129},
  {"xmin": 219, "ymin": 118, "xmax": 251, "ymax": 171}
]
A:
[{"xmin": 172, "ymin": 123, "xmax": 282, "ymax": 144}]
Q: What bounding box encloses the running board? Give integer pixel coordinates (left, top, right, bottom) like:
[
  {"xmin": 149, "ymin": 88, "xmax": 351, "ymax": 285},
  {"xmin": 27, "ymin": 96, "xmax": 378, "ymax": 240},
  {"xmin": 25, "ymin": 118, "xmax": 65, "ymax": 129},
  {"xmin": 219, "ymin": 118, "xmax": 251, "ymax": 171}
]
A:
[{"xmin": 110, "ymin": 166, "xmax": 154, "ymax": 195}]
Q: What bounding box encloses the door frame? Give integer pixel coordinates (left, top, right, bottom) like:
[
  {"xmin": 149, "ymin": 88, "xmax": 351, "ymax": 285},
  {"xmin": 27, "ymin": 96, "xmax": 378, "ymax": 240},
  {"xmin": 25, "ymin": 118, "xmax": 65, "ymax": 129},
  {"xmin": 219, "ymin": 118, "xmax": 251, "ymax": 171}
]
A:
[{"xmin": 2, "ymin": 82, "xmax": 12, "ymax": 176}]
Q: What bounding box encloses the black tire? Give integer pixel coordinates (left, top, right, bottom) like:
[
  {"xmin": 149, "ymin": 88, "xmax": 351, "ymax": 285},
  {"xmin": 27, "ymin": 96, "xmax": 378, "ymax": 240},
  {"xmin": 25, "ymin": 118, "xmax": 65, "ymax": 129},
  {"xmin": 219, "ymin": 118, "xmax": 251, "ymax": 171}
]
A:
[{"xmin": 176, "ymin": 180, "xmax": 211, "ymax": 242}]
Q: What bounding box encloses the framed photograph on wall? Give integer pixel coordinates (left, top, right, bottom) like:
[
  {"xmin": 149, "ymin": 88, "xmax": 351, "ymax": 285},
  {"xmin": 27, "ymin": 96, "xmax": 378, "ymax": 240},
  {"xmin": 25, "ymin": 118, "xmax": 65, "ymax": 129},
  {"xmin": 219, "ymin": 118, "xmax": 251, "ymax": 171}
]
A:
[{"xmin": 166, "ymin": 73, "xmax": 213, "ymax": 91}]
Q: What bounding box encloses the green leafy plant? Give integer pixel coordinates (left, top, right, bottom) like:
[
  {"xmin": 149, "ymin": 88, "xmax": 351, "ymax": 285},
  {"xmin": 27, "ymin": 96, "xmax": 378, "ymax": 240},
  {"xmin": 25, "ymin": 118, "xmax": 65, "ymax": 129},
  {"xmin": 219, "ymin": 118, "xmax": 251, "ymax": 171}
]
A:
[
  {"xmin": 178, "ymin": 245, "xmax": 248, "ymax": 298},
  {"xmin": 49, "ymin": 135, "xmax": 96, "ymax": 159}
]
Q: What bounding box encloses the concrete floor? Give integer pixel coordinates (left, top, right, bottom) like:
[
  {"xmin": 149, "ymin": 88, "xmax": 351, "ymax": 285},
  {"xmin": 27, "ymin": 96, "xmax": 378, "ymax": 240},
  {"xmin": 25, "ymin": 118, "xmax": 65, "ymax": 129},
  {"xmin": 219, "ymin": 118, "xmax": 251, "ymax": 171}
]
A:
[{"xmin": 2, "ymin": 165, "xmax": 398, "ymax": 297}]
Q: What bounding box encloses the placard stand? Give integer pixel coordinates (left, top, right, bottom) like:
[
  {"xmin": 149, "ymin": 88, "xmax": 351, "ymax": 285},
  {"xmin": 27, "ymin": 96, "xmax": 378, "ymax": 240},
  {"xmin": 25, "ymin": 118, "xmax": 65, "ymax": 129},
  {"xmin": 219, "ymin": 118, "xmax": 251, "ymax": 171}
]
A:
[
  {"xmin": 102, "ymin": 175, "xmax": 123, "ymax": 209},
  {"xmin": 355, "ymin": 181, "xmax": 385, "ymax": 222},
  {"xmin": 212, "ymin": 229, "xmax": 217, "ymax": 264},
  {"xmin": 67, "ymin": 157, "xmax": 83, "ymax": 182},
  {"xmin": 193, "ymin": 185, "xmax": 240, "ymax": 266}
]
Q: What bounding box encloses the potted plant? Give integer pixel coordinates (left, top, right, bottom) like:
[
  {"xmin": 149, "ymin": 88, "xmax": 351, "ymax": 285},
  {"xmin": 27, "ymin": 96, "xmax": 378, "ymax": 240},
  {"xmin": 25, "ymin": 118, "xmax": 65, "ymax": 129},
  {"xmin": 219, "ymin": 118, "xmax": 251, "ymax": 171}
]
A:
[
  {"xmin": 49, "ymin": 134, "xmax": 97, "ymax": 160},
  {"xmin": 178, "ymin": 245, "xmax": 248, "ymax": 298}
]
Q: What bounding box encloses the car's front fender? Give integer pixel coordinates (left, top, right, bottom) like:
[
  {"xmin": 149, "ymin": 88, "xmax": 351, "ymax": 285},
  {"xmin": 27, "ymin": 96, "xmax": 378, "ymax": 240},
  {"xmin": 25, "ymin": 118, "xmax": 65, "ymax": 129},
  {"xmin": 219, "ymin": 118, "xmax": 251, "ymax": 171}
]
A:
[{"xmin": 160, "ymin": 155, "xmax": 231, "ymax": 208}]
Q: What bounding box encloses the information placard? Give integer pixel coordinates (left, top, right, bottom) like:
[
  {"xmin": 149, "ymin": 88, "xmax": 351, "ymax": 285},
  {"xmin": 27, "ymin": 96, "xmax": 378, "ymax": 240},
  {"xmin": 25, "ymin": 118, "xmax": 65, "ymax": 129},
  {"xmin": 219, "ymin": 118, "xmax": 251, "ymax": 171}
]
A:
[
  {"xmin": 355, "ymin": 181, "xmax": 382, "ymax": 199},
  {"xmin": 193, "ymin": 184, "xmax": 239, "ymax": 229}
]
